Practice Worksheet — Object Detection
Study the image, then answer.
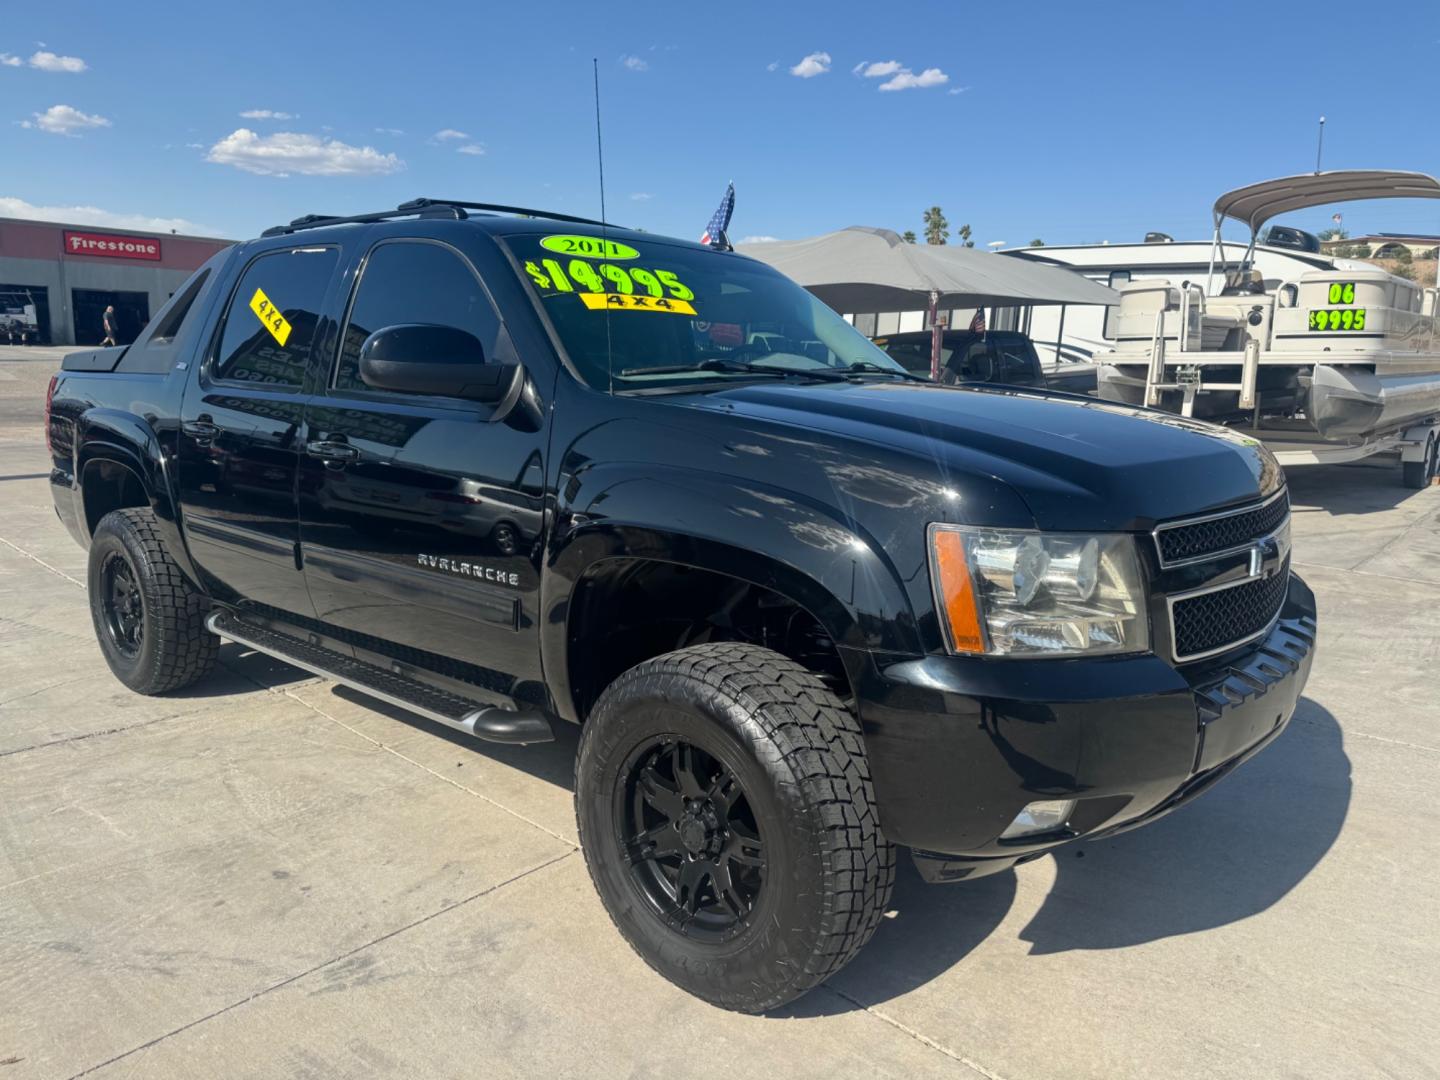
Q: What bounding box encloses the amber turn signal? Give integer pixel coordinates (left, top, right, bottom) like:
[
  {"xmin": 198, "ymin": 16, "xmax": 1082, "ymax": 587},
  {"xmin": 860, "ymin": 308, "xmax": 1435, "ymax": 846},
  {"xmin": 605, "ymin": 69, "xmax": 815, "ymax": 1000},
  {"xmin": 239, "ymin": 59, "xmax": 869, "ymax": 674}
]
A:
[{"xmin": 930, "ymin": 528, "xmax": 986, "ymax": 654}]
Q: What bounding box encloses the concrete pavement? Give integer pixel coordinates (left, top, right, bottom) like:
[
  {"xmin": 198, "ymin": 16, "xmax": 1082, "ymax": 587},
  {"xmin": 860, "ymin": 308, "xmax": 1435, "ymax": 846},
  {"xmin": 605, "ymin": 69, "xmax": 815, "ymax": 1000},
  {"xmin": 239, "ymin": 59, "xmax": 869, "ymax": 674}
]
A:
[{"xmin": 2, "ymin": 345, "xmax": 1437, "ymax": 1079}]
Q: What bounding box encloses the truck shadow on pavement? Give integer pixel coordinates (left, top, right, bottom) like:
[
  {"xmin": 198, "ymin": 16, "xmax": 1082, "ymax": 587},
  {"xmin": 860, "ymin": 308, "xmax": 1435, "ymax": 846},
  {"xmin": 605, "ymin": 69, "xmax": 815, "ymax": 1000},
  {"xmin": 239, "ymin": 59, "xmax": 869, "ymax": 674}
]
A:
[
  {"xmin": 329, "ymin": 683, "xmax": 583, "ymax": 790},
  {"xmin": 240, "ymin": 655, "xmax": 1350, "ymax": 1017},
  {"xmin": 781, "ymin": 697, "xmax": 1350, "ymax": 1015}
]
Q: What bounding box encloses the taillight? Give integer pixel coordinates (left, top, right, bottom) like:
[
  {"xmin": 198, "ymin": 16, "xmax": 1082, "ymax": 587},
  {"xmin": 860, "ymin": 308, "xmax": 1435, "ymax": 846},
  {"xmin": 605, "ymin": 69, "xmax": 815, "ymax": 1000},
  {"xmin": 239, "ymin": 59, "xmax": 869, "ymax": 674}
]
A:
[{"xmin": 44, "ymin": 375, "xmax": 57, "ymax": 454}]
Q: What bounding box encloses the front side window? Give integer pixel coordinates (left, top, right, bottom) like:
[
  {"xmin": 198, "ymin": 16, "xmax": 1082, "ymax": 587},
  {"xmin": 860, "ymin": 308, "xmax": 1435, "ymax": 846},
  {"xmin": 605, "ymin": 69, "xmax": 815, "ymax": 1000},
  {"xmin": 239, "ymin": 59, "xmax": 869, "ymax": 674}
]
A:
[
  {"xmin": 213, "ymin": 246, "xmax": 338, "ymax": 389},
  {"xmin": 501, "ymin": 232, "xmax": 907, "ymax": 389},
  {"xmin": 335, "ymin": 240, "xmax": 502, "ymax": 393}
]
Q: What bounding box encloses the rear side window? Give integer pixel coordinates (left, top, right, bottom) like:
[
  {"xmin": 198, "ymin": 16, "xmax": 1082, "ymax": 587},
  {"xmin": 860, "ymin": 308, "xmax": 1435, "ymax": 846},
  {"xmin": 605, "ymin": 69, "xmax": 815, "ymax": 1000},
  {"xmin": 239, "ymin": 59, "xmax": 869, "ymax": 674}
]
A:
[
  {"xmin": 147, "ymin": 269, "xmax": 211, "ymax": 345},
  {"xmin": 213, "ymin": 246, "xmax": 338, "ymax": 388},
  {"xmin": 334, "ymin": 240, "xmax": 501, "ymax": 393}
]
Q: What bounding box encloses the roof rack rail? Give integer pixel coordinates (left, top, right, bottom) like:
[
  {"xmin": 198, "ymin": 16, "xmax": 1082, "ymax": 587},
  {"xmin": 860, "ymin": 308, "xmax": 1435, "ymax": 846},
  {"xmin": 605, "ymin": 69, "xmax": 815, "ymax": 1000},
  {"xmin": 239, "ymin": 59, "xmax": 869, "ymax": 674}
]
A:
[
  {"xmin": 397, "ymin": 198, "xmax": 611, "ymax": 228},
  {"xmin": 260, "ymin": 198, "xmax": 614, "ymax": 238},
  {"xmin": 259, "ymin": 202, "xmax": 467, "ymax": 238}
]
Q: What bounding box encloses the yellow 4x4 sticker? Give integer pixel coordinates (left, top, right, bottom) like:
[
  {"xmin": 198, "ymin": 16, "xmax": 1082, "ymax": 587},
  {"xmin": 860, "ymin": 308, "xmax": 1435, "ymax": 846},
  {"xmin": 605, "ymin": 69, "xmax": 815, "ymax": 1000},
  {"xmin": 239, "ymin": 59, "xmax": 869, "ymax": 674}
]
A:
[
  {"xmin": 579, "ymin": 293, "xmax": 697, "ymax": 315},
  {"xmin": 249, "ymin": 287, "xmax": 292, "ymax": 347}
]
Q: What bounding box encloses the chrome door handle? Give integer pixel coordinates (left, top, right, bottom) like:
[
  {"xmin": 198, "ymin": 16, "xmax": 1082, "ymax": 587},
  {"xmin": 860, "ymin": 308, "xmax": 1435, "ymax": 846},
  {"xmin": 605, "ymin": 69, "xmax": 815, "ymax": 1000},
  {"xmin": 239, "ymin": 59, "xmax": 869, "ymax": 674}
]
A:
[
  {"xmin": 182, "ymin": 420, "xmax": 220, "ymax": 442},
  {"xmin": 305, "ymin": 440, "xmax": 359, "ymax": 465}
]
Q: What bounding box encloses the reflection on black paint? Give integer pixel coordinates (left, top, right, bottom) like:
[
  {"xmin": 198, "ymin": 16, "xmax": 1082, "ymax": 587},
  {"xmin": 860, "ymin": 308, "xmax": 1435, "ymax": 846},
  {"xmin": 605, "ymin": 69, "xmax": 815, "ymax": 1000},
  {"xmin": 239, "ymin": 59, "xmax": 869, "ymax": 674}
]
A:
[{"xmin": 296, "ymin": 238, "xmax": 545, "ymax": 690}]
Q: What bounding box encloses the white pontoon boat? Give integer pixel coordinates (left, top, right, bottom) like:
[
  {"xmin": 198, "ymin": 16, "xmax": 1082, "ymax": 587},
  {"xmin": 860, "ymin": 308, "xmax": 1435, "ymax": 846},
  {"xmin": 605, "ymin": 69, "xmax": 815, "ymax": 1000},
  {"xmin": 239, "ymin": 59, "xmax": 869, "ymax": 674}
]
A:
[{"xmin": 1093, "ymin": 170, "xmax": 1440, "ymax": 484}]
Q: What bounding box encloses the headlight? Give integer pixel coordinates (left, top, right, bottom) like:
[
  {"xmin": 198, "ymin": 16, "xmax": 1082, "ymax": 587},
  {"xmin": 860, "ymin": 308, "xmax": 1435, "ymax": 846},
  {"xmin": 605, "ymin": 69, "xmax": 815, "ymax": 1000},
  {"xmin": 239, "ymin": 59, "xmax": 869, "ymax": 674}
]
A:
[{"xmin": 928, "ymin": 524, "xmax": 1149, "ymax": 657}]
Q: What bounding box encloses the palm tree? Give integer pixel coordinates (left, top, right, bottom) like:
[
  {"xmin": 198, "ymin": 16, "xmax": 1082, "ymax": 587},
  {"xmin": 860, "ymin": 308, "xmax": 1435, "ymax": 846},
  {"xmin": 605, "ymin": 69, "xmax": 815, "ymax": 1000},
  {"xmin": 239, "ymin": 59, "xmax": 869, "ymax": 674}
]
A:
[
  {"xmin": 957, "ymin": 223, "xmax": 974, "ymax": 248},
  {"xmin": 901, "ymin": 230, "xmax": 917, "ymax": 244},
  {"xmin": 1029, "ymin": 238, "xmax": 1045, "ymax": 247},
  {"xmin": 923, "ymin": 207, "xmax": 949, "ymax": 245}
]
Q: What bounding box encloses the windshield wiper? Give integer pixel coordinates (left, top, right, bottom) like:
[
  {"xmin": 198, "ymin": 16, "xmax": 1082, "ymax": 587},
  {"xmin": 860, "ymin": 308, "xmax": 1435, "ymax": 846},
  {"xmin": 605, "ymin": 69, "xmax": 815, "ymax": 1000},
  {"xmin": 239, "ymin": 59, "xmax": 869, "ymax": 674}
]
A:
[
  {"xmin": 618, "ymin": 358, "xmax": 848, "ymax": 382},
  {"xmin": 846, "ymin": 361, "xmax": 931, "ymax": 382}
]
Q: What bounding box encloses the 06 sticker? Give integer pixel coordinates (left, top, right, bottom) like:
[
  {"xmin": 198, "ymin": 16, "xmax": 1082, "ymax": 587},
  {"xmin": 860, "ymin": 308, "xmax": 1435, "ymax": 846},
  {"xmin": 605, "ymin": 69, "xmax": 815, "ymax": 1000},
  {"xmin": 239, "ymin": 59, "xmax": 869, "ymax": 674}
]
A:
[{"xmin": 249, "ymin": 287, "xmax": 292, "ymax": 347}]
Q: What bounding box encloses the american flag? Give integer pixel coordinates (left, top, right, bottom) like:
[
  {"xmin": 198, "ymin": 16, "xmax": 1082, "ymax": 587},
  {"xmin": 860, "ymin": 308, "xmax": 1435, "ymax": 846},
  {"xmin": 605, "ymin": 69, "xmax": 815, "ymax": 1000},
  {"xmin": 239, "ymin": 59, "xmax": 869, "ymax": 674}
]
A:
[
  {"xmin": 700, "ymin": 182, "xmax": 736, "ymax": 246},
  {"xmin": 970, "ymin": 308, "xmax": 986, "ymax": 334}
]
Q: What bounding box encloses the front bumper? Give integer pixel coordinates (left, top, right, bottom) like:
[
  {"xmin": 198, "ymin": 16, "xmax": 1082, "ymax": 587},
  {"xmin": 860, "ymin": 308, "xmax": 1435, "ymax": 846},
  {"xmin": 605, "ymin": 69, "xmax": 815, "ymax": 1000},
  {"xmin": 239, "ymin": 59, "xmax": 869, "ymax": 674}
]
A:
[{"xmin": 849, "ymin": 574, "xmax": 1317, "ymax": 882}]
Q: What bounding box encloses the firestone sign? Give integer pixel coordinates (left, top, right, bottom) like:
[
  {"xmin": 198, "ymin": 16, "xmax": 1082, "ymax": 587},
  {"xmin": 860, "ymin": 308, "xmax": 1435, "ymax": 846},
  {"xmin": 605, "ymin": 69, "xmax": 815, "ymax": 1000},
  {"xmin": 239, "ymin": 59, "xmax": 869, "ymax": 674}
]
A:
[{"xmin": 63, "ymin": 230, "xmax": 162, "ymax": 262}]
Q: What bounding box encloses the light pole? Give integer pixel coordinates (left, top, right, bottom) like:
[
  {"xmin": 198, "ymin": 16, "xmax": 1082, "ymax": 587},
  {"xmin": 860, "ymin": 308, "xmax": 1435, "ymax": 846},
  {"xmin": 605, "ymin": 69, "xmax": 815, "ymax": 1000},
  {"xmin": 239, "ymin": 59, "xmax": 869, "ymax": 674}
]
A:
[{"xmin": 1315, "ymin": 116, "xmax": 1326, "ymax": 173}]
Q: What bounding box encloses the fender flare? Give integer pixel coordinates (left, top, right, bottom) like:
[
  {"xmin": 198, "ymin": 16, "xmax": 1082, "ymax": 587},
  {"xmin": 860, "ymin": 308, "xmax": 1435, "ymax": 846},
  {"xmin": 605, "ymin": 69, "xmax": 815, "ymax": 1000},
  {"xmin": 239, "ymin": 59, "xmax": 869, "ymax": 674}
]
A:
[
  {"xmin": 540, "ymin": 466, "xmax": 922, "ymax": 722},
  {"xmin": 75, "ymin": 409, "xmax": 203, "ymax": 588}
]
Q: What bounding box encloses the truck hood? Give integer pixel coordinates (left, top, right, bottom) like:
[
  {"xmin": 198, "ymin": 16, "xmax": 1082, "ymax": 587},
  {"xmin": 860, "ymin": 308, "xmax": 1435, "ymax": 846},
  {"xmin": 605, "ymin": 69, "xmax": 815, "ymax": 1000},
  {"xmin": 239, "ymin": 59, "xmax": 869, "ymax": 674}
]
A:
[{"xmin": 671, "ymin": 381, "xmax": 1284, "ymax": 531}]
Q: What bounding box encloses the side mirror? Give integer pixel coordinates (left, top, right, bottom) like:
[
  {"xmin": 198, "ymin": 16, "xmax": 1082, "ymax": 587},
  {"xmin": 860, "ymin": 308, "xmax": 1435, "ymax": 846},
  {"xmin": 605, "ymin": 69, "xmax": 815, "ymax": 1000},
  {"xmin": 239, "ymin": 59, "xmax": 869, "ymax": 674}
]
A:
[{"xmin": 358, "ymin": 324, "xmax": 519, "ymax": 403}]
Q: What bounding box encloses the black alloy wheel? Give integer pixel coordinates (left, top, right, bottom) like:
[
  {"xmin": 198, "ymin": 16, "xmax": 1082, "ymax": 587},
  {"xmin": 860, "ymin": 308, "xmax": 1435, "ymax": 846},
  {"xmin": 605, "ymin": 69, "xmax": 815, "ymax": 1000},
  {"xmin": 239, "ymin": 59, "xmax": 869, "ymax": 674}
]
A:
[
  {"xmin": 100, "ymin": 551, "xmax": 144, "ymax": 659},
  {"xmin": 618, "ymin": 736, "xmax": 765, "ymax": 941},
  {"xmin": 87, "ymin": 507, "xmax": 219, "ymax": 694},
  {"xmin": 574, "ymin": 642, "xmax": 895, "ymax": 1012}
]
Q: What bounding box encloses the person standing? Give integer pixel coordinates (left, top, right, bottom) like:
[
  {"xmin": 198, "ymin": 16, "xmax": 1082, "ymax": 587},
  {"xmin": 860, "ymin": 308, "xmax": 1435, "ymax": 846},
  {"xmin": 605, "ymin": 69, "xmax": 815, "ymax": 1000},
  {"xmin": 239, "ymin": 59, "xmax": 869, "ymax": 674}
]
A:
[{"xmin": 101, "ymin": 304, "xmax": 119, "ymax": 346}]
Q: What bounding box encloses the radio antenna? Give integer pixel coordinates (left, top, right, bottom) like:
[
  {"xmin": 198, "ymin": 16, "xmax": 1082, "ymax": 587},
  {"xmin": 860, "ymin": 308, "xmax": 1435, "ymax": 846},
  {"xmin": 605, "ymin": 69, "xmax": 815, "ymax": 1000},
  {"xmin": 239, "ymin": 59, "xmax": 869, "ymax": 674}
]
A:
[
  {"xmin": 593, "ymin": 58, "xmax": 608, "ymax": 225},
  {"xmin": 593, "ymin": 58, "xmax": 614, "ymax": 394}
]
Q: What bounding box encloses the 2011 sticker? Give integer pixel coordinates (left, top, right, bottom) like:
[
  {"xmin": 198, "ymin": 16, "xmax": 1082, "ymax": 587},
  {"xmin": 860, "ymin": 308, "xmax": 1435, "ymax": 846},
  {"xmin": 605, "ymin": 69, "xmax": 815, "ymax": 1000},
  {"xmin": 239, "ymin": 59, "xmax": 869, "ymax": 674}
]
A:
[
  {"xmin": 540, "ymin": 235, "xmax": 639, "ymax": 260},
  {"xmin": 249, "ymin": 287, "xmax": 292, "ymax": 347}
]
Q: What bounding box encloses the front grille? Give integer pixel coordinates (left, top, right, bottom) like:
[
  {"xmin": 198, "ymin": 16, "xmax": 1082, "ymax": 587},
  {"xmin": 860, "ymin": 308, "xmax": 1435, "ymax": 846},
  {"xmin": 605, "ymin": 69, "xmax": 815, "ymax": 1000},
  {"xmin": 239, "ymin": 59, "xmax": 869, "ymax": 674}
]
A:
[
  {"xmin": 1170, "ymin": 560, "xmax": 1290, "ymax": 661},
  {"xmin": 1156, "ymin": 490, "xmax": 1290, "ymax": 565}
]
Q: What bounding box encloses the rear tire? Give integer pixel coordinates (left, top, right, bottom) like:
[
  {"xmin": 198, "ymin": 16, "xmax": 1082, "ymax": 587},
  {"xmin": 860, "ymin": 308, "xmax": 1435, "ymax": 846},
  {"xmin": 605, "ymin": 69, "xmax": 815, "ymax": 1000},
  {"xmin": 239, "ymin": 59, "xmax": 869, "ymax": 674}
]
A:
[
  {"xmin": 88, "ymin": 508, "xmax": 218, "ymax": 694},
  {"xmin": 574, "ymin": 642, "xmax": 894, "ymax": 1013},
  {"xmin": 1404, "ymin": 433, "xmax": 1436, "ymax": 490}
]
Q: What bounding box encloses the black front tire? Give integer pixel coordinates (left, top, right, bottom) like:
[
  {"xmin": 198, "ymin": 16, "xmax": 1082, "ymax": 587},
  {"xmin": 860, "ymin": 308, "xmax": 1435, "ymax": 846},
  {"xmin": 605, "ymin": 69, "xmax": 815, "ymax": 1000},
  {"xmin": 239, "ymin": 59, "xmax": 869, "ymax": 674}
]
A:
[
  {"xmin": 88, "ymin": 508, "xmax": 219, "ymax": 694},
  {"xmin": 575, "ymin": 642, "xmax": 895, "ymax": 1013}
]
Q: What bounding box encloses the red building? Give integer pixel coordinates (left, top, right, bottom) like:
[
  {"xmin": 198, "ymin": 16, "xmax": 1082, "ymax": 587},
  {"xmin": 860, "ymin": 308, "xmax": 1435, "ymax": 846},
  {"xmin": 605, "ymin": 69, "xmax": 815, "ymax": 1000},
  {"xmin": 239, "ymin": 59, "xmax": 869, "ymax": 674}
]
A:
[{"xmin": 0, "ymin": 217, "xmax": 232, "ymax": 346}]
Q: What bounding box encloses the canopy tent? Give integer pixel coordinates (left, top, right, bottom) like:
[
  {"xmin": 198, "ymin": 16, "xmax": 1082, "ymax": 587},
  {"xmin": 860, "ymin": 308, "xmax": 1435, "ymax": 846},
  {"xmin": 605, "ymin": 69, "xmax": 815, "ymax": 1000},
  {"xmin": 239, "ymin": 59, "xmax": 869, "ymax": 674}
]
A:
[
  {"xmin": 737, "ymin": 226, "xmax": 1118, "ymax": 311},
  {"xmin": 737, "ymin": 226, "xmax": 1117, "ymax": 379},
  {"xmin": 1213, "ymin": 170, "xmax": 1440, "ymax": 234}
]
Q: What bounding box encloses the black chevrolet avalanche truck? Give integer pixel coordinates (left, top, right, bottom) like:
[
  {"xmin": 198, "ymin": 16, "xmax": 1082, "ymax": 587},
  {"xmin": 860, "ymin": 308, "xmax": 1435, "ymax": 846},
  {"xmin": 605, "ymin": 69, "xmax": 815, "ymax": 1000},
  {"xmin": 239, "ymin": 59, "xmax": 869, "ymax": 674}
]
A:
[{"xmin": 45, "ymin": 200, "xmax": 1316, "ymax": 1012}]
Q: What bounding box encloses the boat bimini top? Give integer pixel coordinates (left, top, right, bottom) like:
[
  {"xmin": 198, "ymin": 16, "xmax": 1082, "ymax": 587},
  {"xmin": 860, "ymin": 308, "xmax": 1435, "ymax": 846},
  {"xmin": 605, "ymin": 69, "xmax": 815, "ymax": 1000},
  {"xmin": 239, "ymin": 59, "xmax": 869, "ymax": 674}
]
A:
[{"xmin": 1205, "ymin": 170, "xmax": 1440, "ymax": 293}]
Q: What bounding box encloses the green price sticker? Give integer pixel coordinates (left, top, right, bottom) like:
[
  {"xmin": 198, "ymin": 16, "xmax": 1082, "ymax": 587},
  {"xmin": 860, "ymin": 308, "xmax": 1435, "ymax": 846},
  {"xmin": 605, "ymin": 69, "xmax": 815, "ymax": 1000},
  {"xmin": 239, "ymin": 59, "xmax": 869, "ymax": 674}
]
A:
[
  {"xmin": 1326, "ymin": 282, "xmax": 1356, "ymax": 305},
  {"xmin": 524, "ymin": 257, "xmax": 696, "ymax": 304},
  {"xmin": 1308, "ymin": 308, "xmax": 1368, "ymax": 332},
  {"xmin": 540, "ymin": 235, "xmax": 639, "ymax": 260}
]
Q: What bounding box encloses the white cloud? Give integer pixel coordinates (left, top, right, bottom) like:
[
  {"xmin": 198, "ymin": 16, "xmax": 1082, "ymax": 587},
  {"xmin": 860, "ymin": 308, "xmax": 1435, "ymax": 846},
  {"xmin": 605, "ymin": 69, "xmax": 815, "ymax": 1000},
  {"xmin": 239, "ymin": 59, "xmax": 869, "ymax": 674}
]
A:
[
  {"xmin": 28, "ymin": 50, "xmax": 86, "ymax": 73},
  {"xmin": 240, "ymin": 109, "xmax": 296, "ymax": 120},
  {"xmin": 948, "ymin": 86, "xmax": 971, "ymax": 95},
  {"xmin": 205, "ymin": 129, "xmax": 404, "ymax": 176},
  {"xmin": 21, "ymin": 104, "xmax": 110, "ymax": 136},
  {"xmin": 433, "ymin": 128, "xmax": 468, "ymax": 141},
  {"xmin": 0, "ymin": 53, "xmax": 22, "ymax": 67},
  {"xmin": 741, "ymin": 235, "xmax": 780, "ymax": 244},
  {"xmin": 0, "ymin": 195, "xmax": 219, "ymax": 236},
  {"xmin": 855, "ymin": 60, "xmax": 903, "ymax": 77},
  {"xmin": 375, "ymin": 126, "xmax": 404, "ymax": 136},
  {"xmin": 629, "ymin": 192, "xmax": 654, "ymax": 201},
  {"xmin": 456, "ymin": 143, "xmax": 486, "ymax": 156},
  {"xmin": 621, "ymin": 55, "xmax": 648, "ymax": 71},
  {"xmin": 789, "ymin": 51, "xmax": 831, "ymax": 78},
  {"xmin": 184, "ymin": 142, "xmax": 205, "ymax": 149},
  {"xmin": 766, "ymin": 60, "xmax": 779, "ymax": 72},
  {"xmin": 878, "ymin": 66, "xmax": 949, "ymax": 91}
]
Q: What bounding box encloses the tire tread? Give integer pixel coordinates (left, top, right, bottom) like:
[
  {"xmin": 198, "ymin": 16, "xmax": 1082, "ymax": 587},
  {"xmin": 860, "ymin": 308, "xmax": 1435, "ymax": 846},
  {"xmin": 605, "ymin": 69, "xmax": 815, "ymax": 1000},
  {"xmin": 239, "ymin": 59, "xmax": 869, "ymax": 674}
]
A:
[
  {"xmin": 93, "ymin": 508, "xmax": 218, "ymax": 693},
  {"xmin": 577, "ymin": 641, "xmax": 895, "ymax": 1011}
]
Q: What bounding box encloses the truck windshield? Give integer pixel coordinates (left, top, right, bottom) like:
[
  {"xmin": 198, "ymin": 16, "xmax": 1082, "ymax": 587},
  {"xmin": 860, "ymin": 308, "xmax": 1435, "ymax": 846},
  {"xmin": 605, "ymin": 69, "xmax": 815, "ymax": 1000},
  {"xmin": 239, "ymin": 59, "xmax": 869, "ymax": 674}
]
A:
[{"xmin": 501, "ymin": 232, "xmax": 909, "ymax": 389}]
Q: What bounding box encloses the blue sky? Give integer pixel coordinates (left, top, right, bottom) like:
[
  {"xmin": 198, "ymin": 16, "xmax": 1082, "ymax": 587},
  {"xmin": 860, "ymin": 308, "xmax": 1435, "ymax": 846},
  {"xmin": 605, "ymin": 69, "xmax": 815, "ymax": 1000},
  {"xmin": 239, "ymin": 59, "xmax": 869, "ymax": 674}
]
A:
[{"xmin": 6, "ymin": 0, "xmax": 1440, "ymax": 247}]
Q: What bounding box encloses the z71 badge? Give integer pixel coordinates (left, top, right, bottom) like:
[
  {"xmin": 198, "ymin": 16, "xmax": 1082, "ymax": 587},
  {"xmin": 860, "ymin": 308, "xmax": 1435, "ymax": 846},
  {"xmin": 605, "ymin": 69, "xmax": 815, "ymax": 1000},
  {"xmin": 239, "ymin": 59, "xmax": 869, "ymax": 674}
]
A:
[{"xmin": 416, "ymin": 554, "xmax": 519, "ymax": 587}]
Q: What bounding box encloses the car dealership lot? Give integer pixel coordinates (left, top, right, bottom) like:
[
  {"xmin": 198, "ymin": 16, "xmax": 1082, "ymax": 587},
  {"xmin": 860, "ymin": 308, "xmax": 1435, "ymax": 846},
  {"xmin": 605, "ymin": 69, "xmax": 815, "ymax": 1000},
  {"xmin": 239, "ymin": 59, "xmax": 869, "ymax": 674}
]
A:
[{"xmin": 2, "ymin": 344, "xmax": 1436, "ymax": 1079}]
